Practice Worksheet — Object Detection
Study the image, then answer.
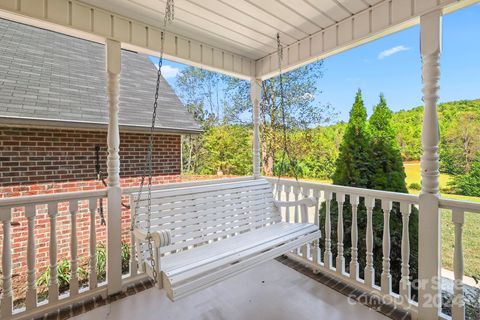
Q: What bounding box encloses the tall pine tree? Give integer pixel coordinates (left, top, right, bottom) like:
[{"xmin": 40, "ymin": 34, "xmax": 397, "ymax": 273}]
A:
[
  {"xmin": 369, "ymin": 94, "xmax": 408, "ymax": 193},
  {"xmin": 332, "ymin": 89, "xmax": 372, "ymax": 188},
  {"xmin": 321, "ymin": 91, "xmax": 418, "ymax": 297}
]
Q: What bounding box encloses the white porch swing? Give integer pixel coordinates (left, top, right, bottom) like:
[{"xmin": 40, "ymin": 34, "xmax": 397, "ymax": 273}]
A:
[{"xmin": 130, "ymin": 0, "xmax": 320, "ymax": 301}]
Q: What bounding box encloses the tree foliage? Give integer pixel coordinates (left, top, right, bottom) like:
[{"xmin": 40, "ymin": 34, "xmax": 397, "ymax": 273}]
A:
[
  {"xmin": 321, "ymin": 91, "xmax": 417, "ymax": 296},
  {"xmin": 176, "ymin": 62, "xmax": 335, "ymax": 176},
  {"xmin": 332, "ymin": 90, "xmax": 372, "ymax": 188},
  {"xmin": 369, "ymin": 94, "xmax": 408, "ymax": 193},
  {"xmin": 199, "ymin": 125, "xmax": 252, "ymax": 176},
  {"xmin": 392, "ymin": 99, "xmax": 480, "ymax": 176},
  {"xmin": 450, "ymin": 157, "xmax": 480, "ymax": 196}
]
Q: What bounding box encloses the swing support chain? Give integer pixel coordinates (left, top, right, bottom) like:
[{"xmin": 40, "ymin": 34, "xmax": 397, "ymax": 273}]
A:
[
  {"xmin": 275, "ymin": 33, "xmax": 308, "ymax": 199},
  {"xmin": 130, "ymin": 0, "xmax": 175, "ymax": 284}
]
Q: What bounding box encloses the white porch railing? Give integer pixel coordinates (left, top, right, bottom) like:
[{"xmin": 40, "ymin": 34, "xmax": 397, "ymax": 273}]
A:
[
  {"xmin": 1, "ymin": 177, "xmax": 478, "ymax": 320},
  {"xmin": 0, "ymin": 177, "xmax": 252, "ymax": 320},
  {"xmin": 266, "ymin": 177, "xmax": 480, "ymax": 320},
  {"xmin": 439, "ymin": 198, "xmax": 480, "ymax": 319},
  {"xmin": 0, "ymin": 190, "xmax": 107, "ymax": 320}
]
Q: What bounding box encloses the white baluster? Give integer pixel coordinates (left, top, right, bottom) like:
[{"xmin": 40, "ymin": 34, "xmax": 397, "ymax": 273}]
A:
[
  {"xmin": 399, "ymin": 201, "xmax": 411, "ymax": 301},
  {"xmin": 48, "ymin": 202, "xmax": 59, "ymax": 302},
  {"xmin": 381, "ymin": 199, "xmax": 392, "ymax": 294},
  {"xmin": 293, "ymin": 186, "xmax": 300, "ymax": 223},
  {"xmin": 25, "ymin": 204, "xmax": 37, "ymax": 310},
  {"xmin": 130, "ymin": 228, "xmax": 138, "ymax": 277},
  {"xmin": 1, "ymin": 207, "xmax": 13, "ymax": 318},
  {"xmin": 452, "ymin": 209, "xmax": 465, "ymax": 320},
  {"xmin": 300, "ymin": 187, "xmax": 309, "ymax": 258},
  {"xmin": 275, "ymin": 183, "xmax": 282, "ymax": 220},
  {"xmin": 285, "ymin": 185, "xmax": 291, "ymax": 223},
  {"xmin": 250, "ymin": 78, "xmax": 261, "ymax": 179},
  {"xmin": 312, "ymin": 189, "xmax": 321, "ymax": 264},
  {"xmin": 350, "ymin": 195, "xmax": 359, "ymax": 281},
  {"xmin": 293, "ymin": 186, "xmax": 301, "ymax": 255},
  {"xmin": 69, "ymin": 200, "xmax": 79, "ymax": 297},
  {"xmin": 364, "ymin": 197, "xmax": 375, "ymax": 287},
  {"xmin": 336, "ymin": 193, "xmax": 345, "ymax": 274},
  {"xmin": 324, "ymin": 191, "xmax": 333, "ymax": 269},
  {"xmin": 276, "ymin": 182, "xmax": 282, "ymax": 202},
  {"xmin": 89, "ymin": 199, "xmax": 98, "ymax": 289}
]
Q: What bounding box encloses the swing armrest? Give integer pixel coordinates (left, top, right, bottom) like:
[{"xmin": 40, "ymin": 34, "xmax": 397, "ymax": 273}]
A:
[
  {"xmin": 133, "ymin": 228, "xmax": 172, "ymax": 248},
  {"xmin": 273, "ymin": 196, "xmax": 317, "ymax": 208},
  {"xmin": 274, "ymin": 196, "xmax": 317, "ymax": 224}
]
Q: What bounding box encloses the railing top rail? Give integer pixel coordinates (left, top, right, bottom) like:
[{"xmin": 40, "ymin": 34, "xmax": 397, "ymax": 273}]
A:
[
  {"xmin": 264, "ymin": 176, "xmax": 419, "ymax": 203},
  {"xmin": 0, "ymin": 189, "xmax": 107, "ymax": 208},
  {"xmin": 122, "ymin": 176, "xmax": 254, "ymax": 195},
  {"xmin": 439, "ymin": 197, "xmax": 480, "ymax": 213}
]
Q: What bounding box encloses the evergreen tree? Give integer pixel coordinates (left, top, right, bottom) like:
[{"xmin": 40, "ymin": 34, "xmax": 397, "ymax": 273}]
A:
[
  {"xmin": 369, "ymin": 94, "xmax": 408, "ymax": 193},
  {"xmin": 321, "ymin": 91, "xmax": 418, "ymax": 298},
  {"xmin": 332, "ymin": 89, "xmax": 372, "ymax": 188},
  {"xmin": 450, "ymin": 157, "xmax": 480, "ymax": 196}
]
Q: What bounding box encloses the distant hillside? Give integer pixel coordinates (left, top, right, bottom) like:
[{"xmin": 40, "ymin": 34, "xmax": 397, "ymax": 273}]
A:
[
  {"xmin": 392, "ymin": 99, "xmax": 480, "ymax": 165},
  {"xmin": 301, "ymin": 99, "xmax": 480, "ymax": 179}
]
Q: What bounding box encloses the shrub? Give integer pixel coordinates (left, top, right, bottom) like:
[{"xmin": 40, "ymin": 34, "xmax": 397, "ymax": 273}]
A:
[
  {"xmin": 36, "ymin": 242, "xmax": 131, "ymax": 295},
  {"xmin": 36, "ymin": 258, "xmax": 87, "ymax": 294},
  {"xmin": 96, "ymin": 243, "xmax": 107, "ymax": 282},
  {"xmin": 121, "ymin": 242, "xmax": 131, "ymax": 274},
  {"xmin": 449, "ymin": 158, "xmax": 480, "ymax": 197},
  {"xmin": 409, "ymin": 182, "xmax": 421, "ymax": 190}
]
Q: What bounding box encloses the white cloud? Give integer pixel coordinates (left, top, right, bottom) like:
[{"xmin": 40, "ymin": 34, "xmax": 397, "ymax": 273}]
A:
[
  {"xmin": 378, "ymin": 45, "xmax": 410, "ymax": 59},
  {"xmin": 161, "ymin": 65, "xmax": 179, "ymax": 79}
]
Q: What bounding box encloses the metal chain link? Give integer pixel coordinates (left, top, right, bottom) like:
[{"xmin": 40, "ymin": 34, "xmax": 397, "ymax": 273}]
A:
[
  {"xmin": 130, "ymin": 0, "xmax": 175, "ymax": 284},
  {"xmin": 275, "ymin": 33, "xmax": 308, "ymax": 198}
]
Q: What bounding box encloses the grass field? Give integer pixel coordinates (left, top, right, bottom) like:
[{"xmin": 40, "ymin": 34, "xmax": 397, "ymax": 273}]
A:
[{"xmin": 403, "ymin": 161, "xmax": 480, "ymax": 277}]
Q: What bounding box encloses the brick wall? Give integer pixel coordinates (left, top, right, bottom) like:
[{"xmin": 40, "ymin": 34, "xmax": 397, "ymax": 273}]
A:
[{"xmin": 0, "ymin": 126, "xmax": 182, "ymax": 301}]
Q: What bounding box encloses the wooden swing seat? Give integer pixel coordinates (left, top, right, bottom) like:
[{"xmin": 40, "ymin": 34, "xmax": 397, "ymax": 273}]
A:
[{"xmin": 132, "ymin": 179, "xmax": 320, "ymax": 301}]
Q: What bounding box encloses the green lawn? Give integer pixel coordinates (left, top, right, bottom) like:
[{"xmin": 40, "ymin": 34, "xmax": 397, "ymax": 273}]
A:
[
  {"xmin": 403, "ymin": 161, "xmax": 453, "ymax": 191},
  {"xmin": 403, "ymin": 161, "xmax": 480, "ymax": 277}
]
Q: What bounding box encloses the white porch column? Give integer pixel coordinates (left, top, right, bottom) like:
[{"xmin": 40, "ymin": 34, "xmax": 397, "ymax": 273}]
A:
[
  {"xmin": 105, "ymin": 38, "xmax": 122, "ymax": 294},
  {"xmin": 418, "ymin": 10, "xmax": 442, "ymax": 319},
  {"xmin": 250, "ymin": 78, "xmax": 262, "ymax": 178}
]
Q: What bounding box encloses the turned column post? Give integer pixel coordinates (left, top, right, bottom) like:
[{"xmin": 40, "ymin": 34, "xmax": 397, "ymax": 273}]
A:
[
  {"xmin": 418, "ymin": 10, "xmax": 442, "ymax": 319},
  {"xmin": 106, "ymin": 38, "xmax": 122, "ymax": 294},
  {"xmin": 250, "ymin": 78, "xmax": 262, "ymax": 179}
]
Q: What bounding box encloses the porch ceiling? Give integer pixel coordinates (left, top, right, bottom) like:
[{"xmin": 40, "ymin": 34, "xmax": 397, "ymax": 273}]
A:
[{"xmin": 0, "ymin": 0, "xmax": 477, "ymax": 80}]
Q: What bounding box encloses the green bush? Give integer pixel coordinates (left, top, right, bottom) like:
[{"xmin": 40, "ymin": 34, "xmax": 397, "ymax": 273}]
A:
[
  {"xmin": 36, "ymin": 258, "xmax": 87, "ymax": 294},
  {"xmin": 96, "ymin": 243, "xmax": 107, "ymax": 282},
  {"xmin": 449, "ymin": 158, "xmax": 480, "ymax": 197},
  {"xmin": 121, "ymin": 242, "xmax": 131, "ymax": 274},
  {"xmin": 36, "ymin": 242, "xmax": 131, "ymax": 295},
  {"xmin": 409, "ymin": 182, "xmax": 421, "ymax": 190}
]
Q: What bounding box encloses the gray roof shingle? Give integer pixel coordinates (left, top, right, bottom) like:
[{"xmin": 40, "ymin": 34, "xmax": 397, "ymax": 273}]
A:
[{"xmin": 0, "ymin": 18, "xmax": 201, "ymax": 134}]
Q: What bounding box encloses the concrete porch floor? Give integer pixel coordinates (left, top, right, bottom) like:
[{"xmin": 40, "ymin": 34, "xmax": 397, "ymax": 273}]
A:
[{"xmin": 72, "ymin": 260, "xmax": 388, "ymax": 320}]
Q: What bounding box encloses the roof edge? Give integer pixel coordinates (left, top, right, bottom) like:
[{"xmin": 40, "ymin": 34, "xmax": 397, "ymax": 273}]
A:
[{"xmin": 0, "ymin": 116, "xmax": 203, "ymax": 135}]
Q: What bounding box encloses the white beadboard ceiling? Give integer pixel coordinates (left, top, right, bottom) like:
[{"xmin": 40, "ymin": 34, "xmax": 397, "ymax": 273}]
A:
[
  {"xmin": 81, "ymin": 0, "xmax": 384, "ymax": 60},
  {"xmin": 0, "ymin": 0, "xmax": 477, "ymax": 79}
]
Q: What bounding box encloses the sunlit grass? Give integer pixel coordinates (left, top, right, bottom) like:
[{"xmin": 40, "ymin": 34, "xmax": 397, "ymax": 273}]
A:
[{"xmin": 442, "ymin": 210, "xmax": 480, "ymax": 277}]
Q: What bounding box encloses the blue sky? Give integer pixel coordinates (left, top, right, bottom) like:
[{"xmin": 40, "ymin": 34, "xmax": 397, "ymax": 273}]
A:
[{"xmin": 154, "ymin": 4, "xmax": 479, "ymax": 123}]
